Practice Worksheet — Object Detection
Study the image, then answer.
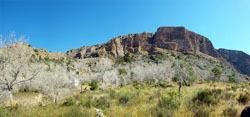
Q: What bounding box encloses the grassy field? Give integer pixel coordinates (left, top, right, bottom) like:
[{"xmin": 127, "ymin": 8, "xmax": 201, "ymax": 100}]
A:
[{"xmin": 1, "ymin": 82, "xmax": 249, "ymax": 117}]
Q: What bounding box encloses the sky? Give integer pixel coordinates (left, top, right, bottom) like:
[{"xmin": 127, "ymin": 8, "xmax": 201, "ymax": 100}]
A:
[{"xmin": 0, "ymin": 0, "xmax": 250, "ymax": 54}]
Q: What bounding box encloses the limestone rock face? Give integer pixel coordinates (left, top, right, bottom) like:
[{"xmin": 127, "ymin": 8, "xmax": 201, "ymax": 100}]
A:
[
  {"xmin": 66, "ymin": 27, "xmax": 223, "ymax": 60},
  {"xmin": 66, "ymin": 32, "xmax": 154, "ymax": 58},
  {"xmin": 153, "ymin": 27, "xmax": 222, "ymax": 58},
  {"xmin": 218, "ymin": 49, "xmax": 250, "ymax": 77}
]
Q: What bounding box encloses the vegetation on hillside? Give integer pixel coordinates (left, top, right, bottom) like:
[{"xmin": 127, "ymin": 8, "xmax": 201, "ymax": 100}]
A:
[{"xmin": 1, "ymin": 82, "xmax": 249, "ymax": 117}]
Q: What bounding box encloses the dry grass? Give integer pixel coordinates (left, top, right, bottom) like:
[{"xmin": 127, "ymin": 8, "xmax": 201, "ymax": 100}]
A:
[{"xmin": 5, "ymin": 82, "xmax": 250, "ymax": 117}]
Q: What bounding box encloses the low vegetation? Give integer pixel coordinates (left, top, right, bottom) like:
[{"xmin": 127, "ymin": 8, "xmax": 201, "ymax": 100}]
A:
[{"xmin": 2, "ymin": 82, "xmax": 249, "ymax": 117}]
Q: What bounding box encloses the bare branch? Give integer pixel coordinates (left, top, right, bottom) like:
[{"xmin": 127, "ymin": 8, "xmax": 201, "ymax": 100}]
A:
[{"xmin": 12, "ymin": 71, "xmax": 39, "ymax": 86}]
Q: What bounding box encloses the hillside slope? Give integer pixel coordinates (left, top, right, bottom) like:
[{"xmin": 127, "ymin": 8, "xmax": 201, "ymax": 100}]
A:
[{"xmin": 218, "ymin": 49, "xmax": 250, "ymax": 77}]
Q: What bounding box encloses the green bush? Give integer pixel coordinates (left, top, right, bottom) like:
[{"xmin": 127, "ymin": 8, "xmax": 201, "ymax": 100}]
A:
[
  {"xmin": 231, "ymin": 85, "xmax": 238, "ymax": 91},
  {"xmin": 18, "ymin": 87, "xmax": 40, "ymax": 93},
  {"xmin": 0, "ymin": 107, "xmax": 11, "ymax": 117},
  {"xmin": 192, "ymin": 89, "xmax": 222, "ymax": 105},
  {"xmin": 172, "ymin": 77, "xmax": 178, "ymax": 82},
  {"xmin": 118, "ymin": 88, "xmax": 136, "ymax": 106},
  {"xmin": 62, "ymin": 97, "xmax": 75, "ymax": 106},
  {"xmin": 118, "ymin": 68, "xmax": 127, "ymax": 75},
  {"xmin": 212, "ymin": 67, "xmax": 222, "ymax": 82},
  {"xmin": 81, "ymin": 82, "xmax": 89, "ymax": 86},
  {"xmin": 107, "ymin": 89, "xmax": 116, "ymax": 99},
  {"xmin": 158, "ymin": 96, "xmax": 180, "ymax": 110},
  {"xmin": 223, "ymin": 107, "xmax": 237, "ymax": 117},
  {"xmin": 119, "ymin": 95, "xmax": 129, "ymax": 105},
  {"xmin": 157, "ymin": 82, "xmax": 172, "ymax": 88},
  {"xmin": 115, "ymin": 56, "xmax": 135, "ymax": 64},
  {"xmin": 89, "ymin": 80, "xmax": 99, "ymax": 91},
  {"xmin": 237, "ymin": 93, "xmax": 250, "ymax": 104},
  {"xmin": 79, "ymin": 96, "xmax": 92, "ymax": 108},
  {"xmin": 93, "ymin": 95, "xmax": 112, "ymax": 109},
  {"xmin": 154, "ymin": 92, "xmax": 180, "ymax": 117},
  {"xmin": 228, "ymin": 76, "xmax": 236, "ymax": 83},
  {"xmin": 147, "ymin": 54, "xmax": 166, "ymax": 64}
]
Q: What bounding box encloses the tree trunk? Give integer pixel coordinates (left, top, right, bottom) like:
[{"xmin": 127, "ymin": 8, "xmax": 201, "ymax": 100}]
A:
[
  {"xmin": 8, "ymin": 91, "xmax": 14, "ymax": 108},
  {"xmin": 178, "ymin": 82, "xmax": 182, "ymax": 100},
  {"xmin": 80, "ymin": 85, "xmax": 82, "ymax": 93}
]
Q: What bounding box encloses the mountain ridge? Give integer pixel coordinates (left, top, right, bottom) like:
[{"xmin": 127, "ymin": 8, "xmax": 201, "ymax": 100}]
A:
[
  {"xmin": 66, "ymin": 27, "xmax": 222, "ymax": 58},
  {"xmin": 66, "ymin": 26, "xmax": 250, "ymax": 77}
]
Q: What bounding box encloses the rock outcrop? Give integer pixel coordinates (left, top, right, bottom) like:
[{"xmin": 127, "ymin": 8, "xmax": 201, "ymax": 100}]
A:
[
  {"xmin": 66, "ymin": 27, "xmax": 223, "ymax": 60},
  {"xmin": 218, "ymin": 49, "xmax": 250, "ymax": 77}
]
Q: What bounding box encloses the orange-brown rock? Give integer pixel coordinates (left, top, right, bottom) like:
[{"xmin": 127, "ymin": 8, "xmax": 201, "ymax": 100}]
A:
[{"xmin": 66, "ymin": 27, "xmax": 223, "ymax": 60}]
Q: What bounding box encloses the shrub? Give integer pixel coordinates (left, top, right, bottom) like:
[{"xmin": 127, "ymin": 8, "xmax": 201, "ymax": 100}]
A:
[
  {"xmin": 237, "ymin": 93, "xmax": 250, "ymax": 104},
  {"xmin": 118, "ymin": 88, "xmax": 136, "ymax": 106},
  {"xmin": 187, "ymin": 76, "xmax": 196, "ymax": 86},
  {"xmin": 119, "ymin": 95, "xmax": 130, "ymax": 105},
  {"xmin": 192, "ymin": 89, "xmax": 222, "ymax": 105},
  {"xmin": 93, "ymin": 95, "xmax": 112, "ymax": 109},
  {"xmin": 81, "ymin": 82, "xmax": 89, "ymax": 86},
  {"xmin": 79, "ymin": 95, "xmax": 92, "ymax": 108},
  {"xmin": 18, "ymin": 87, "xmax": 40, "ymax": 93},
  {"xmin": 89, "ymin": 80, "xmax": 99, "ymax": 91},
  {"xmin": 223, "ymin": 107, "xmax": 237, "ymax": 117},
  {"xmin": 158, "ymin": 96, "xmax": 180, "ymax": 110},
  {"xmin": 130, "ymin": 72, "xmax": 134, "ymax": 78},
  {"xmin": 154, "ymin": 92, "xmax": 180, "ymax": 117},
  {"xmin": 62, "ymin": 97, "xmax": 75, "ymax": 106},
  {"xmin": 212, "ymin": 67, "xmax": 222, "ymax": 82},
  {"xmin": 0, "ymin": 107, "xmax": 11, "ymax": 117},
  {"xmin": 194, "ymin": 105, "xmax": 210, "ymax": 117},
  {"xmin": 118, "ymin": 68, "xmax": 127, "ymax": 75},
  {"xmin": 188, "ymin": 100, "xmax": 212, "ymax": 117},
  {"xmin": 228, "ymin": 76, "xmax": 236, "ymax": 83},
  {"xmin": 231, "ymin": 85, "xmax": 238, "ymax": 91},
  {"xmin": 154, "ymin": 107, "xmax": 172, "ymax": 117},
  {"xmin": 115, "ymin": 56, "xmax": 135, "ymax": 64},
  {"xmin": 222, "ymin": 92, "xmax": 236, "ymax": 100},
  {"xmin": 157, "ymin": 82, "xmax": 172, "ymax": 88},
  {"xmin": 64, "ymin": 106, "xmax": 92, "ymax": 117},
  {"xmin": 107, "ymin": 89, "xmax": 116, "ymax": 99},
  {"xmin": 172, "ymin": 77, "xmax": 178, "ymax": 82},
  {"xmin": 241, "ymin": 83, "xmax": 248, "ymax": 88},
  {"xmin": 145, "ymin": 54, "xmax": 166, "ymax": 64},
  {"xmin": 171, "ymin": 62, "xmax": 176, "ymax": 68}
]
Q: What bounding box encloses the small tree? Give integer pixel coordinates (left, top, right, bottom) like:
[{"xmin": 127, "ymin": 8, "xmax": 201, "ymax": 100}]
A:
[
  {"xmin": 174, "ymin": 63, "xmax": 189, "ymax": 100},
  {"xmin": 212, "ymin": 67, "xmax": 222, "ymax": 82},
  {"xmin": 0, "ymin": 32, "xmax": 39, "ymax": 108}
]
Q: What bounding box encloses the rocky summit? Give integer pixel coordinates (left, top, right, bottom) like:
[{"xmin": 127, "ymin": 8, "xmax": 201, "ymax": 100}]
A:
[{"xmin": 66, "ymin": 27, "xmax": 222, "ymax": 59}]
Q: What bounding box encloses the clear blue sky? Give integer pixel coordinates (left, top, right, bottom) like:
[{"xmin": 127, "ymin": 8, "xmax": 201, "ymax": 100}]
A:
[{"xmin": 1, "ymin": 0, "xmax": 250, "ymax": 54}]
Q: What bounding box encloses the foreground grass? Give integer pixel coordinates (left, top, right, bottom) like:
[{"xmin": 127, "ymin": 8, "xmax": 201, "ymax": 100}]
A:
[{"xmin": 2, "ymin": 82, "xmax": 250, "ymax": 117}]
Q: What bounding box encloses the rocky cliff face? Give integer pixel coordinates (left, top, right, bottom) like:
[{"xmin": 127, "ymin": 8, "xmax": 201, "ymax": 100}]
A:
[
  {"xmin": 66, "ymin": 27, "xmax": 223, "ymax": 60},
  {"xmin": 218, "ymin": 49, "xmax": 250, "ymax": 77}
]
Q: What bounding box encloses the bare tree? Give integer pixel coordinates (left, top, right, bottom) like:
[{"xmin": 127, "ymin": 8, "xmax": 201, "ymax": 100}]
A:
[
  {"xmin": 174, "ymin": 63, "xmax": 189, "ymax": 100},
  {"xmin": 0, "ymin": 32, "xmax": 39, "ymax": 108}
]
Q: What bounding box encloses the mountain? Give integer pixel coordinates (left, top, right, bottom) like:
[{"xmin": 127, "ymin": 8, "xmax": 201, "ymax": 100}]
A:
[
  {"xmin": 1, "ymin": 27, "xmax": 250, "ymax": 109},
  {"xmin": 66, "ymin": 26, "xmax": 250, "ymax": 77},
  {"xmin": 66, "ymin": 27, "xmax": 223, "ymax": 60},
  {"xmin": 218, "ymin": 49, "xmax": 250, "ymax": 77}
]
